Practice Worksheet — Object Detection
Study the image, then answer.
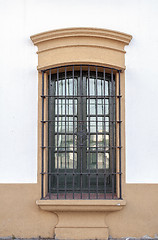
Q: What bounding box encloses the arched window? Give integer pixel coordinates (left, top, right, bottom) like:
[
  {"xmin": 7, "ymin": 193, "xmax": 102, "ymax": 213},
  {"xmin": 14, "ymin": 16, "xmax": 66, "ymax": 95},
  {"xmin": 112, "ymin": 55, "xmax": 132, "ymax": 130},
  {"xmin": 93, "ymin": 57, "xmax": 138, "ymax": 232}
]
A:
[
  {"xmin": 41, "ymin": 65, "xmax": 121, "ymax": 199},
  {"xmin": 31, "ymin": 27, "xmax": 132, "ymax": 202},
  {"xmin": 31, "ymin": 27, "xmax": 132, "ymax": 240}
]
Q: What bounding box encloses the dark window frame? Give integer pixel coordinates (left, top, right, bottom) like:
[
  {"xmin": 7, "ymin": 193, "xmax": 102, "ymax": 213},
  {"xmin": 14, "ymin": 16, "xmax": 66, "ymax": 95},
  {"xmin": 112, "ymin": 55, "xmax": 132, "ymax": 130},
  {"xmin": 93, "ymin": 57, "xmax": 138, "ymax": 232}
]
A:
[{"xmin": 41, "ymin": 65, "xmax": 122, "ymax": 200}]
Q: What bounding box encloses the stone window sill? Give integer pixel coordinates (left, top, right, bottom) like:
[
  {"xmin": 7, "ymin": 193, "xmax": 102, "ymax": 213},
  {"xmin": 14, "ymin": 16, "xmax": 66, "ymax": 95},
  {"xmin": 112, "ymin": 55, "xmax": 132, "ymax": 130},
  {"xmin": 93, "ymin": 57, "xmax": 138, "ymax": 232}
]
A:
[{"xmin": 36, "ymin": 199, "xmax": 126, "ymax": 212}]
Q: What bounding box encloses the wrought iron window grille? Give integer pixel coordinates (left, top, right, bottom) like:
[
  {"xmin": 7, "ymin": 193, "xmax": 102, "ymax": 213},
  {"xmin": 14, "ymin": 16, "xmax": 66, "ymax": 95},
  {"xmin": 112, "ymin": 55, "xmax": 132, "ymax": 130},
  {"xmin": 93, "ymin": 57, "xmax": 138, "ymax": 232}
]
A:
[{"xmin": 41, "ymin": 65, "xmax": 122, "ymax": 200}]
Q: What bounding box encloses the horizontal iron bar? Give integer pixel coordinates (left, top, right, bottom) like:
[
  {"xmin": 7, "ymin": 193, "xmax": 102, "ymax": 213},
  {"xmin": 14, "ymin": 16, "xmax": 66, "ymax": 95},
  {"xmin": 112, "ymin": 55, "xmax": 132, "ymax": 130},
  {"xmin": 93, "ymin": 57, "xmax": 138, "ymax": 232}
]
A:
[
  {"xmin": 50, "ymin": 189, "xmax": 114, "ymax": 192},
  {"xmin": 41, "ymin": 95, "xmax": 122, "ymax": 98},
  {"xmin": 53, "ymin": 150, "xmax": 110, "ymax": 153},
  {"xmin": 41, "ymin": 146, "xmax": 122, "ymax": 149},
  {"xmin": 53, "ymin": 114, "xmax": 110, "ymax": 117},
  {"xmin": 41, "ymin": 120, "xmax": 122, "ymax": 123},
  {"xmin": 41, "ymin": 114, "xmax": 110, "ymax": 118},
  {"xmin": 40, "ymin": 172, "xmax": 122, "ymax": 175},
  {"xmin": 51, "ymin": 132, "xmax": 110, "ymax": 135},
  {"xmin": 49, "ymin": 191, "xmax": 115, "ymax": 196}
]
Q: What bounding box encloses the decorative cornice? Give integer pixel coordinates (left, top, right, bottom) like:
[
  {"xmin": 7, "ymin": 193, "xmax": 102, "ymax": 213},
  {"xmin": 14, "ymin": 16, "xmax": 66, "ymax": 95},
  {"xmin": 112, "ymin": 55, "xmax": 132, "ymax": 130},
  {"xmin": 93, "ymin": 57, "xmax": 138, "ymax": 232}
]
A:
[
  {"xmin": 31, "ymin": 27, "xmax": 132, "ymax": 71},
  {"xmin": 37, "ymin": 44, "xmax": 126, "ymax": 54},
  {"xmin": 30, "ymin": 27, "xmax": 132, "ymax": 46}
]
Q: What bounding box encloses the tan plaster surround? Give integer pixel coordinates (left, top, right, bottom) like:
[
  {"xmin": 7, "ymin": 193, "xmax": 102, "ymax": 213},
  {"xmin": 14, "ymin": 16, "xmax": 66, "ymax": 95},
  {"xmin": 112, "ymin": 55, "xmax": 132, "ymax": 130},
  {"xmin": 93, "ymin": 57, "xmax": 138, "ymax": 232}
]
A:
[
  {"xmin": 30, "ymin": 27, "xmax": 132, "ymax": 240},
  {"xmin": 30, "ymin": 27, "xmax": 132, "ymax": 71}
]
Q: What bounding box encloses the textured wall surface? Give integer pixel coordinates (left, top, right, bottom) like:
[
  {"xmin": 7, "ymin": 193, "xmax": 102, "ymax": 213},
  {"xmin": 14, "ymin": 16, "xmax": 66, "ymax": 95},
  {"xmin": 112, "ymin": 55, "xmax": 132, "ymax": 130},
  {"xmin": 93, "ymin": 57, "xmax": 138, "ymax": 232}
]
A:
[
  {"xmin": 0, "ymin": 0, "xmax": 158, "ymax": 183},
  {"xmin": 0, "ymin": 184, "xmax": 158, "ymax": 238}
]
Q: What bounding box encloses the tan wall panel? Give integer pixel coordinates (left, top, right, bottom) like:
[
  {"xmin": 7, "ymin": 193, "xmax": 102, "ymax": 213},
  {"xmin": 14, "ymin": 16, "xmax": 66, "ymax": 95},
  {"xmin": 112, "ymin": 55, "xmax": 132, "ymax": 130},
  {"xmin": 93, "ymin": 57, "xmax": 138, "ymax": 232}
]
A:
[
  {"xmin": 107, "ymin": 184, "xmax": 158, "ymax": 238},
  {"xmin": 0, "ymin": 184, "xmax": 57, "ymax": 238},
  {"xmin": 0, "ymin": 184, "xmax": 158, "ymax": 238}
]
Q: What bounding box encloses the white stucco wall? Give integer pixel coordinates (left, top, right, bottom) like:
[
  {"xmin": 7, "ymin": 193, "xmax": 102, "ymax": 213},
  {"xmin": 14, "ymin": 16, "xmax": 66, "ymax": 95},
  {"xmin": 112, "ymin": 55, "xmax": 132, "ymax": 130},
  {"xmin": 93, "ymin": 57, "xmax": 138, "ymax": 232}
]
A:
[{"xmin": 0, "ymin": 0, "xmax": 158, "ymax": 183}]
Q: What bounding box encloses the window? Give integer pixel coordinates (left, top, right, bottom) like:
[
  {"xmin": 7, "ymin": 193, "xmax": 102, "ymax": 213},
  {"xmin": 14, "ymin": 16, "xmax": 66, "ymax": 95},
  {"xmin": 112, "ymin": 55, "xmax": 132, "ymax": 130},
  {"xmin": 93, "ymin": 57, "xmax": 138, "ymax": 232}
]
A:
[
  {"xmin": 41, "ymin": 65, "xmax": 121, "ymax": 200},
  {"xmin": 31, "ymin": 27, "xmax": 132, "ymax": 203},
  {"xmin": 31, "ymin": 27, "xmax": 132, "ymax": 240}
]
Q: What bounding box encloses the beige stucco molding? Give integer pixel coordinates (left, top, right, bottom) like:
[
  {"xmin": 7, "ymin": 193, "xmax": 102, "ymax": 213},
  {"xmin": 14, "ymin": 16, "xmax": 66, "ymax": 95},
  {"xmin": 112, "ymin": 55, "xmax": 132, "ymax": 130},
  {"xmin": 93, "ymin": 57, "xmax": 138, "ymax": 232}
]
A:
[
  {"xmin": 30, "ymin": 27, "xmax": 132, "ymax": 71},
  {"xmin": 37, "ymin": 44, "xmax": 126, "ymax": 54},
  {"xmin": 36, "ymin": 199, "xmax": 126, "ymax": 212},
  {"xmin": 36, "ymin": 199, "xmax": 126, "ymax": 239},
  {"xmin": 30, "ymin": 27, "xmax": 132, "ymax": 45},
  {"xmin": 37, "ymin": 62, "xmax": 126, "ymax": 72}
]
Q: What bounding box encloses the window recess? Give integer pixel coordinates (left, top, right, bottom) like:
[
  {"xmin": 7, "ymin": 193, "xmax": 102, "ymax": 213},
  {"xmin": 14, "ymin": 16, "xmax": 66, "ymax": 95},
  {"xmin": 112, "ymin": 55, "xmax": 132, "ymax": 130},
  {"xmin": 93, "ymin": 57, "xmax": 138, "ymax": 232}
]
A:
[{"xmin": 41, "ymin": 64, "xmax": 122, "ymax": 200}]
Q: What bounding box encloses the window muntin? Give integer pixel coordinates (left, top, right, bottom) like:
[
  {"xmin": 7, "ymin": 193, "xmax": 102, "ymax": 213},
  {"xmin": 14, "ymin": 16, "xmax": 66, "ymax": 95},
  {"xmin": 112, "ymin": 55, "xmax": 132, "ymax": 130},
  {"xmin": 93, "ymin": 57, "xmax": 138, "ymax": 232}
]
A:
[{"xmin": 41, "ymin": 65, "xmax": 121, "ymax": 200}]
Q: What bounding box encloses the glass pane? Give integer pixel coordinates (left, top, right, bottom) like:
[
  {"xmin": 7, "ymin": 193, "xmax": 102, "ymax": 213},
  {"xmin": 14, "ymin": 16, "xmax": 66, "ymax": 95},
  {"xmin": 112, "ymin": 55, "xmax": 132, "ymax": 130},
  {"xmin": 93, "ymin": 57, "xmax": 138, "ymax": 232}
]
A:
[
  {"xmin": 89, "ymin": 78, "xmax": 95, "ymax": 95},
  {"xmin": 98, "ymin": 117, "xmax": 109, "ymax": 133},
  {"xmin": 58, "ymin": 80, "xmax": 64, "ymax": 95},
  {"xmin": 87, "ymin": 117, "xmax": 109, "ymax": 133},
  {"xmin": 97, "ymin": 79, "xmax": 102, "ymax": 96},
  {"xmin": 89, "ymin": 135, "xmax": 96, "ymax": 148},
  {"xmin": 88, "ymin": 117, "xmax": 96, "ymax": 132},
  {"xmin": 105, "ymin": 117, "xmax": 109, "ymax": 132},
  {"xmin": 87, "ymin": 77, "xmax": 109, "ymax": 96},
  {"xmin": 105, "ymin": 99, "xmax": 109, "ymax": 115},
  {"xmin": 59, "ymin": 79, "xmax": 65, "ymax": 96},
  {"xmin": 87, "ymin": 134, "xmax": 109, "ymax": 150},
  {"xmin": 52, "ymin": 70, "xmax": 113, "ymax": 175},
  {"xmin": 86, "ymin": 152, "xmax": 109, "ymax": 169},
  {"xmin": 55, "ymin": 99, "xmax": 77, "ymax": 115},
  {"xmin": 55, "ymin": 99, "xmax": 64, "ymax": 115},
  {"xmin": 87, "ymin": 99, "xmax": 109, "ymax": 116},
  {"xmin": 89, "ymin": 99, "xmax": 96, "ymax": 114},
  {"xmin": 56, "ymin": 78, "xmax": 77, "ymax": 96},
  {"xmin": 98, "ymin": 134, "xmax": 104, "ymax": 148},
  {"xmin": 106, "ymin": 135, "xmax": 109, "ymax": 147},
  {"xmin": 98, "ymin": 152, "xmax": 109, "ymax": 169},
  {"xmin": 98, "ymin": 134, "xmax": 109, "ymax": 150},
  {"xmin": 105, "ymin": 81, "xmax": 109, "ymax": 96},
  {"xmin": 55, "ymin": 134, "xmax": 77, "ymax": 151},
  {"xmin": 97, "ymin": 99, "xmax": 104, "ymax": 114},
  {"xmin": 55, "ymin": 152, "xmax": 77, "ymax": 169},
  {"xmin": 55, "ymin": 117, "xmax": 77, "ymax": 133},
  {"xmin": 89, "ymin": 152, "xmax": 96, "ymax": 169}
]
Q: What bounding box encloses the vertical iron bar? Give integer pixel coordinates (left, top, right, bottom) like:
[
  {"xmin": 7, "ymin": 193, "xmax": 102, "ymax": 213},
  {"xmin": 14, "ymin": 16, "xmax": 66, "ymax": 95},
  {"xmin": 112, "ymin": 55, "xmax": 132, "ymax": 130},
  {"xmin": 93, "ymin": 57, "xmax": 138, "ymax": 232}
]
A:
[
  {"xmin": 103, "ymin": 68, "xmax": 107, "ymax": 199},
  {"xmin": 96, "ymin": 67, "xmax": 98, "ymax": 199},
  {"xmin": 80, "ymin": 66, "xmax": 83, "ymax": 199},
  {"xmin": 72, "ymin": 66, "xmax": 75, "ymax": 199},
  {"xmin": 57, "ymin": 68, "xmax": 59, "ymax": 199},
  {"xmin": 50, "ymin": 71, "xmax": 55, "ymax": 197},
  {"xmin": 61, "ymin": 79, "xmax": 63, "ymax": 169},
  {"xmin": 41, "ymin": 71, "xmax": 45, "ymax": 199},
  {"xmin": 108, "ymin": 74, "xmax": 111, "ymax": 198},
  {"xmin": 82, "ymin": 70, "xmax": 87, "ymax": 196},
  {"xmin": 119, "ymin": 70, "xmax": 122, "ymax": 199},
  {"xmin": 111, "ymin": 69, "xmax": 114, "ymax": 199},
  {"xmin": 65, "ymin": 67, "xmax": 67, "ymax": 199},
  {"xmin": 68, "ymin": 77, "xmax": 70, "ymax": 168},
  {"xmin": 114, "ymin": 72, "xmax": 116, "ymax": 198},
  {"xmin": 48, "ymin": 69, "xmax": 51, "ymax": 199},
  {"xmin": 88, "ymin": 66, "xmax": 90, "ymax": 199}
]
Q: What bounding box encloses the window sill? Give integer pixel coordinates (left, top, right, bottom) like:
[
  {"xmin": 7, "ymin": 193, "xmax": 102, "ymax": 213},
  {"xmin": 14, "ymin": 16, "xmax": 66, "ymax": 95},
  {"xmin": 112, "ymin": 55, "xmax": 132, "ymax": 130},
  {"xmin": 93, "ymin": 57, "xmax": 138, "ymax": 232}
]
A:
[{"xmin": 36, "ymin": 199, "xmax": 126, "ymax": 212}]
